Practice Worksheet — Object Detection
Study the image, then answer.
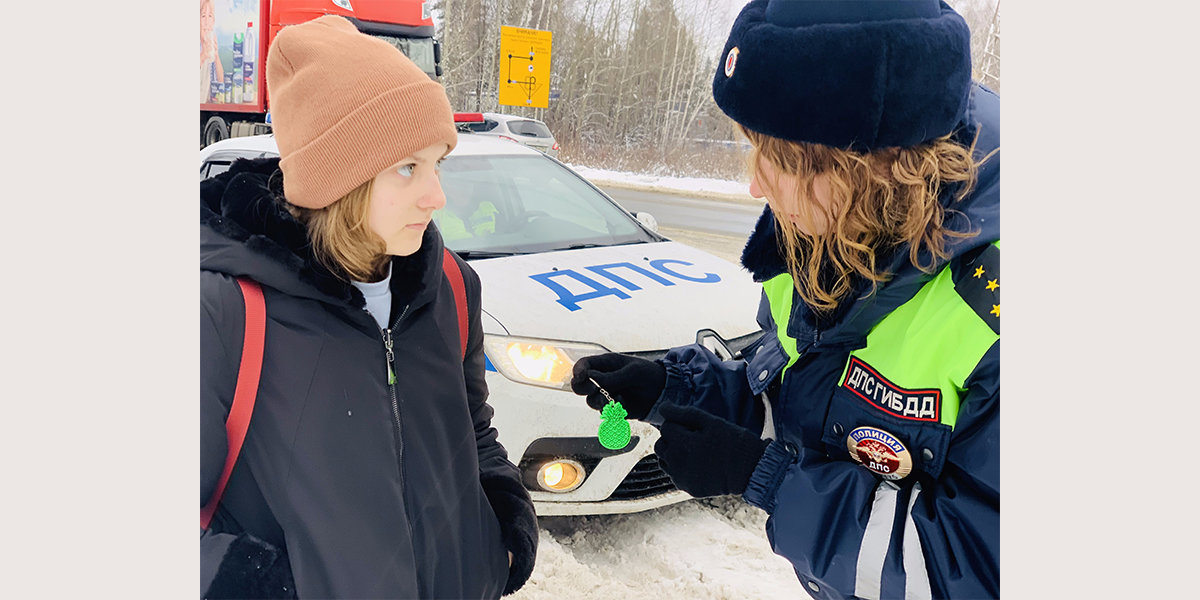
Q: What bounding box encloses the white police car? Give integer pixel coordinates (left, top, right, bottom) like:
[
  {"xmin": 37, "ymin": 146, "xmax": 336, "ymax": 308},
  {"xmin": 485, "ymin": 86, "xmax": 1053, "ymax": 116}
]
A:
[{"xmin": 200, "ymin": 133, "xmax": 763, "ymax": 515}]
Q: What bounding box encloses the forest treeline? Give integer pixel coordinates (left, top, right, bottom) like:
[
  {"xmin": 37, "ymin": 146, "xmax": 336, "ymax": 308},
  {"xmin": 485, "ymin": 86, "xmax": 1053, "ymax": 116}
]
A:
[{"xmin": 433, "ymin": 0, "xmax": 999, "ymax": 178}]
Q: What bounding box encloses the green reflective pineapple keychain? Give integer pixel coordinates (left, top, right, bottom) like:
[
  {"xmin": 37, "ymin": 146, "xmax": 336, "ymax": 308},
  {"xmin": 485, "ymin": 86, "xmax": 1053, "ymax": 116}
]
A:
[{"xmin": 591, "ymin": 377, "xmax": 631, "ymax": 450}]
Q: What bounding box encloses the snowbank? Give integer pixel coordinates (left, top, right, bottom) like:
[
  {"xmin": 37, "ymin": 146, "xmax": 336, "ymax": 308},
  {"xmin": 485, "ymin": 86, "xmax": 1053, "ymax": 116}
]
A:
[
  {"xmin": 512, "ymin": 497, "xmax": 806, "ymax": 600},
  {"xmin": 566, "ymin": 164, "xmax": 762, "ymax": 206}
]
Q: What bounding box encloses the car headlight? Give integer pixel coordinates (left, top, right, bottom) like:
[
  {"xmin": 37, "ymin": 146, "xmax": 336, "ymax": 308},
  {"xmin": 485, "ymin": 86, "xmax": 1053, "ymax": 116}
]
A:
[{"xmin": 483, "ymin": 335, "xmax": 607, "ymax": 390}]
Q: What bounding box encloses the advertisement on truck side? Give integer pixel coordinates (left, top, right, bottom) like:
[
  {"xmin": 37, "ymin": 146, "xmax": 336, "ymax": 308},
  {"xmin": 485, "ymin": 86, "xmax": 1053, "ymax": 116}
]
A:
[{"xmin": 200, "ymin": 0, "xmax": 262, "ymax": 107}]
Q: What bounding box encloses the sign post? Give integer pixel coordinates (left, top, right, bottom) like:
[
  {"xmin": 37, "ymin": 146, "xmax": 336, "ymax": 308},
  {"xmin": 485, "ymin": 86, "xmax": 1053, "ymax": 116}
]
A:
[{"xmin": 498, "ymin": 25, "xmax": 553, "ymax": 109}]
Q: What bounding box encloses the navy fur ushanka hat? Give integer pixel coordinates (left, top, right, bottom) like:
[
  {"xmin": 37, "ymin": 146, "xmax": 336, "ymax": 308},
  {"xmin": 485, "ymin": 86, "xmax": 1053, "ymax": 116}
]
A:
[{"xmin": 713, "ymin": 0, "xmax": 973, "ymax": 150}]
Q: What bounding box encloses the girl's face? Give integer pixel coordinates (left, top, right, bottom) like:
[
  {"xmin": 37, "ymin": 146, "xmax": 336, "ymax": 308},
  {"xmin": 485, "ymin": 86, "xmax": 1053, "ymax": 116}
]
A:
[
  {"xmin": 749, "ymin": 155, "xmax": 836, "ymax": 236},
  {"xmin": 368, "ymin": 142, "xmax": 449, "ymax": 257},
  {"xmin": 201, "ymin": 3, "xmax": 215, "ymax": 35}
]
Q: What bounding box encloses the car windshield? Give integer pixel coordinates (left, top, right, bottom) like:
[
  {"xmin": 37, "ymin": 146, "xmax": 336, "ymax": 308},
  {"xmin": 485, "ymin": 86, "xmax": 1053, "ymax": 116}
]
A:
[
  {"xmin": 506, "ymin": 120, "xmax": 553, "ymax": 138},
  {"xmin": 200, "ymin": 151, "xmax": 274, "ymax": 180},
  {"xmin": 466, "ymin": 120, "xmax": 498, "ymax": 133},
  {"xmin": 372, "ymin": 35, "xmax": 437, "ymax": 78},
  {"xmin": 434, "ymin": 155, "xmax": 654, "ymax": 254},
  {"xmin": 202, "ymin": 160, "xmax": 233, "ymax": 179}
]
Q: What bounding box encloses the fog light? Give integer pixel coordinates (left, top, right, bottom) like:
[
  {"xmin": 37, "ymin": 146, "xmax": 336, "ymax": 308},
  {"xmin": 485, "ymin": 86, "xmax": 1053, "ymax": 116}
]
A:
[{"xmin": 537, "ymin": 459, "xmax": 585, "ymax": 493}]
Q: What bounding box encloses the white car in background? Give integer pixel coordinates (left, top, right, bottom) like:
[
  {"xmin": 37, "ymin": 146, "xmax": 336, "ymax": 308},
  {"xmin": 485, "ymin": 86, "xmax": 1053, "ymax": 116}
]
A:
[
  {"xmin": 200, "ymin": 133, "xmax": 762, "ymax": 516},
  {"xmin": 458, "ymin": 111, "xmax": 560, "ymax": 158}
]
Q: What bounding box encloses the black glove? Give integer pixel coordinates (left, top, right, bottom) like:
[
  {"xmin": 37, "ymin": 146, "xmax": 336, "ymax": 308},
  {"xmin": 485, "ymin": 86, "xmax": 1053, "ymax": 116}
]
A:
[
  {"xmin": 654, "ymin": 403, "xmax": 771, "ymax": 498},
  {"xmin": 570, "ymin": 353, "xmax": 666, "ymax": 420},
  {"xmin": 480, "ymin": 474, "xmax": 538, "ymax": 596},
  {"xmin": 203, "ymin": 532, "xmax": 296, "ymax": 599}
]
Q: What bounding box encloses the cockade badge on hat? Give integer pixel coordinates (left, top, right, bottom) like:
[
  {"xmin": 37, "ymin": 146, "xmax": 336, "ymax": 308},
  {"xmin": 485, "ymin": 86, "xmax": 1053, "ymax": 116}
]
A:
[{"xmin": 724, "ymin": 46, "xmax": 739, "ymax": 78}]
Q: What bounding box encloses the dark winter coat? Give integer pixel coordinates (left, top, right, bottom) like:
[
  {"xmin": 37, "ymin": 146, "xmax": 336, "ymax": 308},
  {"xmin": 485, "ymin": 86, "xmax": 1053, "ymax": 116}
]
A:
[
  {"xmin": 651, "ymin": 83, "xmax": 1000, "ymax": 599},
  {"xmin": 200, "ymin": 157, "xmax": 537, "ymax": 599}
]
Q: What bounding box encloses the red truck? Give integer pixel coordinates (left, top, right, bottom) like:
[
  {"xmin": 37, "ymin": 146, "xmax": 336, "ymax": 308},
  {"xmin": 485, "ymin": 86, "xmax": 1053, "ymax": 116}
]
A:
[{"xmin": 201, "ymin": 0, "xmax": 441, "ymax": 147}]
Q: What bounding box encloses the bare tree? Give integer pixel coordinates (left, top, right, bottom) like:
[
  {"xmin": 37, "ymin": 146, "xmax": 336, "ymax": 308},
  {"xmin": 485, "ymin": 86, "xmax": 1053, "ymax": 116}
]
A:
[{"xmin": 433, "ymin": 0, "xmax": 998, "ymax": 178}]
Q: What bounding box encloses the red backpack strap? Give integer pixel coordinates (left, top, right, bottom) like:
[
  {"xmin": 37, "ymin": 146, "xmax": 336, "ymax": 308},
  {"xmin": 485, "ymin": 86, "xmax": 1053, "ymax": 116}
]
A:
[
  {"xmin": 442, "ymin": 247, "xmax": 468, "ymax": 360},
  {"xmin": 201, "ymin": 277, "xmax": 266, "ymax": 531}
]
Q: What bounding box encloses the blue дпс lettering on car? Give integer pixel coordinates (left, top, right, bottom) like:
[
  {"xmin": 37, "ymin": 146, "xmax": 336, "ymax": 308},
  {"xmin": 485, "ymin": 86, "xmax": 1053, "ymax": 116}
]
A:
[{"xmin": 529, "ymin": 259, "xmax": 722, "ymax": 311}]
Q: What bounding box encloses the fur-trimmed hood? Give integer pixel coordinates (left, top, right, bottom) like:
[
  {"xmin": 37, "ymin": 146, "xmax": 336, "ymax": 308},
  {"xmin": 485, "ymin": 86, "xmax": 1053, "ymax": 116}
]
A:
[
  {"xmin": 739, "ymin": 82, "xmax": 999, "ymax": 346},
  {"xmin": 199, "ymin": 156, "xmax": 444, "ymax": 313}
]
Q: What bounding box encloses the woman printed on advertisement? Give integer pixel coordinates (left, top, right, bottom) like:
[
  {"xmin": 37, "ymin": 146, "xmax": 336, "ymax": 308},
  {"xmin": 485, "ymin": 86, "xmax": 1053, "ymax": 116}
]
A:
[{"xmin": 200, "ymin": 0, "xmax": 224, "ymax": 103}]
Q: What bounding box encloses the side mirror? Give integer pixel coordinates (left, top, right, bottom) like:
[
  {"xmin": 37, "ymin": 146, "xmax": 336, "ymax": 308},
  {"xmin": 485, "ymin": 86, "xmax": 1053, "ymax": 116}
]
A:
[
  {"xmin": 433, "ymin": 39, "xmax": 443, "ymax": 78},
  {"xmin": 634, "ymin": 211, "xmax": 659, "ymax": 233}
]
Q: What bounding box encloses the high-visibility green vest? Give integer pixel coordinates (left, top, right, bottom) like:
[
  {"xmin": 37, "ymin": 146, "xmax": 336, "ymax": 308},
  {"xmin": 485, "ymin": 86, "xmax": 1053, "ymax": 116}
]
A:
[
  {"xmin": 435, "ymin": 201, "xmax": 499, "ymax": 242},
  {"xmin": 762, "ymin": 242, "xmax": 999, "ymax": 429}
]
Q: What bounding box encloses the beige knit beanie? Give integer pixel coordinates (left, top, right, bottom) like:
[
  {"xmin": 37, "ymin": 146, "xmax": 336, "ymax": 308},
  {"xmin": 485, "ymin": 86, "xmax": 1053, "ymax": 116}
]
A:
[{"xmin": 266, "ymin": 15, "xmax": 457, "ymax": 209}]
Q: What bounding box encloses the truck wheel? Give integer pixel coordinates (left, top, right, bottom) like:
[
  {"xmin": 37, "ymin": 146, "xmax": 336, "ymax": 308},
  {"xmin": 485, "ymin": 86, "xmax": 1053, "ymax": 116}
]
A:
[{"xmin": 203, "ymin": 116, "xmax": 229, "ymax": 147}]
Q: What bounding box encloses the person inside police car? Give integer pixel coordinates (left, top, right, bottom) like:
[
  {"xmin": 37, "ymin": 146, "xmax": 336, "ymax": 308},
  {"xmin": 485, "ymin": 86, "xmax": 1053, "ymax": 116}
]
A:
[
  {"xmin": 200, "ymin": 16, "xmax": 537, "ymax": 599},
  {"xmin": 436, "ymin": 191, "xmax": 501, "ymax": 242},
  {"xmin": 572, "ymin": 1, "xmax": 1000, "ymax": 598}
]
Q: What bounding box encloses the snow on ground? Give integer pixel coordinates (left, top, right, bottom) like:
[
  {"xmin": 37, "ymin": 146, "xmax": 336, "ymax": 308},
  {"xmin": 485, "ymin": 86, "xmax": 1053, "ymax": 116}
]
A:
[
  {"xmin": 565, "ymin": 164, "xmax": 761, "ymax": 205},
  {"xmin": 512, "ymin": 497, "xmax": 807, "ymax": 600}
]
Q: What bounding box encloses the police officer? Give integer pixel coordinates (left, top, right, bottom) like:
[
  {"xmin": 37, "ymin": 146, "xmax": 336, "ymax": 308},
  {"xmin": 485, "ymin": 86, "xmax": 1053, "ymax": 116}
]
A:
[{"xmin": 572, "ymin": 1, "xmax": 999, "ymax": 598}]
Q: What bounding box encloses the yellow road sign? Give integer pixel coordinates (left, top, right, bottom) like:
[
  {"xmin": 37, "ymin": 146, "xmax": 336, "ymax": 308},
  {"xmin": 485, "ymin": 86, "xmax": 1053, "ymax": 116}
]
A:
[{"xmin": 498, "ymin": 26, "xmax": 553, "ymax": 108}]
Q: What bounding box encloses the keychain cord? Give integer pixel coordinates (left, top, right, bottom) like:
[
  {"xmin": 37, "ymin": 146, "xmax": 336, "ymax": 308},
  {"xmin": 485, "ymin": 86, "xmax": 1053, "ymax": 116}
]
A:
[{"xmin": 590, "ymin": 377, "xmax": 617, "ymax": 404}]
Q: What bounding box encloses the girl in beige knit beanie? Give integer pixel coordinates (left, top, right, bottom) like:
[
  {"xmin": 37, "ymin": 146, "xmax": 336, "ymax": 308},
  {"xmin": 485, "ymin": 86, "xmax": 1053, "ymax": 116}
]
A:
[
  {"xmin": 200, "ymin": 14, "xmax": 537, "ymax": 600},
  {"xmin": 267, "ymin": 14, "xmax": 460, "ymax": 281}
]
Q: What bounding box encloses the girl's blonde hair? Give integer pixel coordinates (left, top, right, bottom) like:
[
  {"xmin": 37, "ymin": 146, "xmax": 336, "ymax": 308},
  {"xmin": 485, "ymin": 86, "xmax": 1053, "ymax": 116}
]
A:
[
  {"xmin": 740, "ymin": 123, "xmax": 984, "ymax": 314},
  {"xmin": 285, "ymin": 179, "xmax": 390, "ymax": 283}
]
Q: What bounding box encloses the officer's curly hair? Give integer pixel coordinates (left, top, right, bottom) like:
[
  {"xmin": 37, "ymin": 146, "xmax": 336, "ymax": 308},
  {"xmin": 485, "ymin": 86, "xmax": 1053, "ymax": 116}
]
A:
[{"xmin": 740, "ymin": 124, "xmax": 990, "ymax": 314}]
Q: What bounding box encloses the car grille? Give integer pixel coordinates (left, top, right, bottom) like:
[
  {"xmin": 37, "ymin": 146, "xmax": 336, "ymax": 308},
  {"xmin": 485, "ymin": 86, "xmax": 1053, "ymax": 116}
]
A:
[{"xmin": 609, "ymin": 454, "xmax": 677, "ymax": 501}]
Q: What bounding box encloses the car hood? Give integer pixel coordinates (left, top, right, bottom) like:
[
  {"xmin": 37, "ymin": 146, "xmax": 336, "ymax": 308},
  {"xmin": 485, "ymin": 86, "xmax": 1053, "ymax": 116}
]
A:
[{"xmin": 471, "ymin": 241, "xmax": 762, "ymax": 352}]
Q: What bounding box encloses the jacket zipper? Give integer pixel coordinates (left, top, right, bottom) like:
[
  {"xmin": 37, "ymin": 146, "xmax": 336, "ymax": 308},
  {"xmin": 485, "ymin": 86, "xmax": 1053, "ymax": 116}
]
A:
[
  {"xmin": 385, "ymin": 303, "xmax": 410, "ymax": 435},
  {"xmin": 777, "ymin": 327, "xmax": 823, "ymax": 435},
  {"xmin": 381, "ymin": 304, "xmax": 419, "ymax": 581},
  {"xmin": 384, "ymin": 327, "xmax": 397, "ymax": 384},
  {"xmin": 366, "ymin": 304, "xmax": 409, "ymax": 473}
]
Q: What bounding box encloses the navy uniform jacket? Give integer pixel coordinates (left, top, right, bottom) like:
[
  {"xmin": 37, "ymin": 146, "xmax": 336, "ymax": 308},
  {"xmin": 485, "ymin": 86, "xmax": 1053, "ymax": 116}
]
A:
[{"xmin": 651, "ymin": 84, "xmax": 1000, "ymax": 599}]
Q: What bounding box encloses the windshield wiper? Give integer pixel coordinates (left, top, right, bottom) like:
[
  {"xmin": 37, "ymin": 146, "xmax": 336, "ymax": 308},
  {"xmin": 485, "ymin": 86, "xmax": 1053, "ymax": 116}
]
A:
[
  {"xmin": 454, "ymin": 250, "xmax": 524, "ymax": 259},
  {"xmin": 553, "ymin": 240, "xmax": 649, "ymax": 252}
]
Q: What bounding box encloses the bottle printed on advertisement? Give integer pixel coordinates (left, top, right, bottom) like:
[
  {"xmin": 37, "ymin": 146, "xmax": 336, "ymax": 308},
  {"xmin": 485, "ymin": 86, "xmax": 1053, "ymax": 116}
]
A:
[
  {"xmin": 232, "ymin": 32, "xmax": 244, "ymax": 104},
  {"xmin": 209, "ymin": 62, "xmax": 221, "ymax": 103},
  {"xmin": 224, "ymin": 72, "xmax": 233, "ymax": 103},
  {"xmin": 243, "ymin": 22, "xmax": 256, "ymax": 103}
]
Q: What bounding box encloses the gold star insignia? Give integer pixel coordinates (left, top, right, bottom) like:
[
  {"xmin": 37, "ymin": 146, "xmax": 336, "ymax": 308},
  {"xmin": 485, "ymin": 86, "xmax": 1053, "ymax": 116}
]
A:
[
  {"xmin": 990, "ymin": 304, "xmax": 1000, "ymax": 317},
  {"xmin": 986, "ymin": 279, "xmax": 999, "ymax": 292},
  {"xmin": 973, "ymin": 266, "xmax": 985, "ymax": 278}
]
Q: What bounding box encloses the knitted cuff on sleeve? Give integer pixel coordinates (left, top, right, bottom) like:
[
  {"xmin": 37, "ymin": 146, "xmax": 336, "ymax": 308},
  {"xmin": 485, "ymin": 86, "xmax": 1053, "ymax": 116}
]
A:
[
  {"xmin": 742, "ymin": 439, "xmax": 798, "ymax": 514},
  {"xmin": 646, "ymin": 359, "xmax": 696, "ymax": 426}
]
